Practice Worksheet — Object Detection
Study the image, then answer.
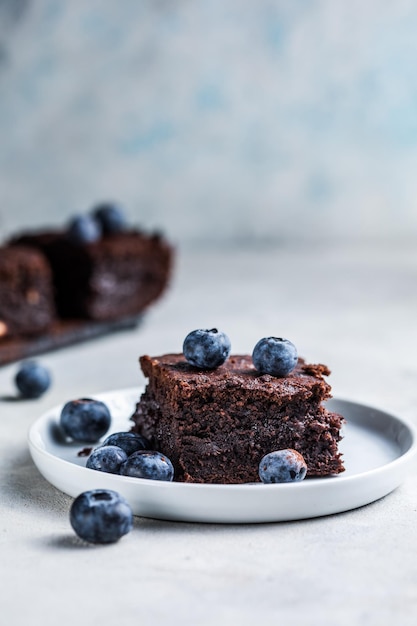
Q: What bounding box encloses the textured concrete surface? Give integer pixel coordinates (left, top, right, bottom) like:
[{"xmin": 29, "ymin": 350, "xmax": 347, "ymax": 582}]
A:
[{"xmin": 1, "ymin": 243, "xmax": 417, "ymax": 625}]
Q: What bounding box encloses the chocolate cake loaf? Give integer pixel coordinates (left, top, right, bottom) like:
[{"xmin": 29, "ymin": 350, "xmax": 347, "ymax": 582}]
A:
[
  {"xmin": 11, "ymin": 229, "xmax": 173, "ymax": 321},
  {"xmin": 0, "ymin": 246, "xmax": 56, "ymax": 338},
  {"xmin": 131, "ymin": 353, "xmax": 345, "ymax": 484}
]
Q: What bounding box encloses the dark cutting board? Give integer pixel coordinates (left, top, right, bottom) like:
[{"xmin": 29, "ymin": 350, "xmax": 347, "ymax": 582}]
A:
[{"xmin": 0, "ymin": 315, "xmax": 141, "ymax": 366}]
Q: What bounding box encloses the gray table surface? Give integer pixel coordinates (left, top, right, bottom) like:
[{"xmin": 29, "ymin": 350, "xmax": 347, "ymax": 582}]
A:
[{"xmin": 1, "ymin": 243, "xmax": 417, "ymax": 625}]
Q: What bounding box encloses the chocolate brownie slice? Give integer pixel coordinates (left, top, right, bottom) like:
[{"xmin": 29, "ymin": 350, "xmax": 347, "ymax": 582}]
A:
[
  {"xmin": 131, "ymin": 353, "xmax": 345, "ymax": 484},
  {"xmin": 0, "ymin": 246, "xmax": 55, "ymax": 338},
  {"xmin": 11, "ymin": 229, "xmax": 173, "ymax": 321}
]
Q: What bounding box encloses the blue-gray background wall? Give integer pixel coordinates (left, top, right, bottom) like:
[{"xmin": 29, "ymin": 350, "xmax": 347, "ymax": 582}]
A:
[{"xmin": 1, "ymin": 0, "xmax": 417, "ymax": 246}]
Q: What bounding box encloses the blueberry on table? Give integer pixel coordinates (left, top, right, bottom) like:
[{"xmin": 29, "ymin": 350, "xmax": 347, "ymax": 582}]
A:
[
  {"xmin": 86, "ymin": 445, "xmax": 128, "ymax": 474},
  {"xmin": 120, "ymin": 450, "xmax": 174, "ymax": 481},
  {"xmin": 92, "ymin": 203, "xmax": 127, "ymax": 234},
  {"xmin": 15, "ymin": 361, "xmax": 51, "ymax": 399},
  {"xmin": 252, "ymin": 337, "xmax": 298, "ymax": 377},
  {"xmin": 70, "ymin": 489, "xmax": 133, "ymax": 544},
  {"xmin": 67, "ymin": 214, "xmax": 102, "ymax": 245},
  {"xmin": 183, "ymin": 328, "xmax": 231, "ymax": 369},
  {"xmin": 259, "ymin": 449, "xmax": 307, "ymax": 484},
  {"xmin": 60, "ymin": 398, "xmax": 111, "ymax": 442},
  {"xmin": 101, "ymin": 431, "xmax": 151, "ymax": 456}
]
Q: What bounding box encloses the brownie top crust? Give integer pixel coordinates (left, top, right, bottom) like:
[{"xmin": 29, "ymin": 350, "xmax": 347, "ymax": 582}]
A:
[
  {"xmin": 11, "ymin": 228, "xmax": 172, "ymax": 261},
  {"xmin": 140, "ymin": 353, "xmax": 332, "ymax": 401}
]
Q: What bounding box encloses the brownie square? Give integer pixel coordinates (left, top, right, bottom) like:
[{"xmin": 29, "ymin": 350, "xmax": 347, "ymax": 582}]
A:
[
  {"xmin": 0, "ymin": 246, "xmax": 56, "ymax": 338},
  {"xmin": 131, "ymin": 353, "xmax": 345, "ymax": 484}
]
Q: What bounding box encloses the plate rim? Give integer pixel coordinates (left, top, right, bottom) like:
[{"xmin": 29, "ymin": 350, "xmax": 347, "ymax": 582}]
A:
[{"xmin": 28, "ymin": 388, "xmax": 417, "ymax": 494}]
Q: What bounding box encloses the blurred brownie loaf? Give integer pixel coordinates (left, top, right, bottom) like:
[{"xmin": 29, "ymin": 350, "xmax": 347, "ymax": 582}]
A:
[
  {"xmin": 0, "ymin": 206, "xmax": 173, "ymax": 359},
  {"xmin": 11, "ymin": 229, "xmax": 173, "ymax": 321}
]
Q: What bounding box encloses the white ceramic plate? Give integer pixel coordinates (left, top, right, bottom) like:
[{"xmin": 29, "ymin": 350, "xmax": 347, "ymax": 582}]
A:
[{"xmin": 28, "ymin": 388, "xmax": 417, "ymax": 523}]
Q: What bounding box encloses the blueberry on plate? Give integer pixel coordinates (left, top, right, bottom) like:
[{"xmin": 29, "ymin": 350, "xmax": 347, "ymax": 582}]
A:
[
  {"xmin": 120, "ymin": 450, "xmax": 174, "ymax": 481},
  {"xmin": 15, "ymin": 361, "xmax": 51, "ymax": 399},
  {"xmin": 92, "ymin": 203, "xmax": 127, "ymax": 234},
  {"xmin": 86, "ymin": 445, "xmax": 128, "ymax": 474},
  {"xmin": 100, "ymin": 431, "xmax": 151, "ymax": 456},
  {"xmin": 67, "ymin": 214, "xmax": 102, "ymax": 245},
  {"xmin": 60, "ymin": 398, "xmax": 111, "ymax": 443},
  {"xmin": 259, "ymin": 449, "xmax": 307, "ymax": 484},
  {"xmin": 183, "ymin": 328, "xmax": 231, "ymax": 369},
  {"xmin": 70, "ymin": 489, "xmax": 133, "ymax": 544},
  {"xmin": 252, "ymin": 337, "xmax": 298, "ymax": 377}
]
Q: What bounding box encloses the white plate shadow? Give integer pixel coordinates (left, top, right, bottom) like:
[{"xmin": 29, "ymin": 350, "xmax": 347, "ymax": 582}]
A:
[{"xmin": 28, "ymin": 388, "xmax": 417, "ymax": 523}]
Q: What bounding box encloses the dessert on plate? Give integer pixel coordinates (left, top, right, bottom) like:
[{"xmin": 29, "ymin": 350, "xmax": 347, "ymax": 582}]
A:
[{"xmin": 131, "ymin": 331, "xmax": 345, "ymax": 484}]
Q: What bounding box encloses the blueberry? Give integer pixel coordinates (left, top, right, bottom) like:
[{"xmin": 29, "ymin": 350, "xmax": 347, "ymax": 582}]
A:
[
  {"xmin": 92, "ymin": 203, "xmax": 127, "ymax": 235},
  {"xmin": 60, "ymin": 398, "xmax": 111, "ymax": 442},
  {"xmin": 120, "ymin": 450, "xmax": 174, "ymax": 481},
  {"xmin": 101, "ymin": 431, "xmax": 151, "ymax": 456},
  {"xmin": 183, "ymin": 328, "xmax": 231, "ymax": 369},
  {"xmin": 15, "ymin": 361, "xmax": 51, "ymax": 399},
  {"xmin": 70, "ymin": 489, "xmax": 133, "ymax": 544},
  {"xmin": 67, "ymin": 214, "xmax": 101, "ymax": 245},
  {"xmin": 252, "ymin": 337, "xmax": 298, "ymax": 377},
  {"xmin": 86, "ymin": 445, "xmax": 128, "ymax": 474},
  {"xmin": 259, "ymin": 449, "xmax": 307, "ymax": 484}
]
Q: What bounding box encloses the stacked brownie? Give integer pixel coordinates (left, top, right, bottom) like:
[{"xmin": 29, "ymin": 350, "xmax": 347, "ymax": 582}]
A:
[{"xmin": 131, "ymin": 353, "xmax": 345, "ymax": 484}]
